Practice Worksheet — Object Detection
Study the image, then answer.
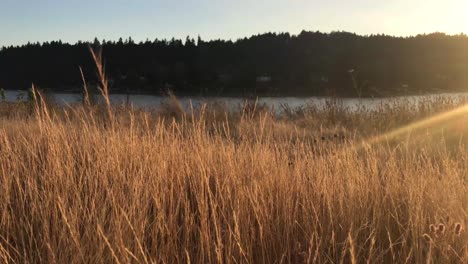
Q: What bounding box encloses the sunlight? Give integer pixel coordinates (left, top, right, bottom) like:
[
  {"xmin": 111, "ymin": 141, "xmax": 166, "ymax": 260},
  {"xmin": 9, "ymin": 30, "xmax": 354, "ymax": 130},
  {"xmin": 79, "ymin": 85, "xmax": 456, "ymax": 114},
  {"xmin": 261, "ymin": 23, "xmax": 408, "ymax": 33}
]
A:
[
  {"xmin": 454, "ymin": 1, "xmax": 468, "ymax": 32},
  {"xmin": 443, "ymin": 0, "xmax": 468, "ymax": 34},
  {"xmin": 356, "ymin": 104, "xmax": 468, "ymax": 148}
]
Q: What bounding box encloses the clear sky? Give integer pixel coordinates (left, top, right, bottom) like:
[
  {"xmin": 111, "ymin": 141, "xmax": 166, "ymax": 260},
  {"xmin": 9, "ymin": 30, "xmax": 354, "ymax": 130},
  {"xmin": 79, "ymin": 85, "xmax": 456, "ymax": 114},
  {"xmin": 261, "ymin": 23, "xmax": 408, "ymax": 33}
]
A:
[{"xmin": 1, "ymin": 0, "xmax": 467, "ymax": 46}]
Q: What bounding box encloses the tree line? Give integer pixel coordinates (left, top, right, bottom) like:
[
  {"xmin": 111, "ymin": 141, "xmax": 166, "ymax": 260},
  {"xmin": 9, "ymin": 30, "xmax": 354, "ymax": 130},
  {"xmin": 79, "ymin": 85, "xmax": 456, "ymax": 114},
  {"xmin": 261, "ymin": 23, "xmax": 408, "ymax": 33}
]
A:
[{"xmin": 1, "ymin": 31, "xmax": 468, "ymax": 97}]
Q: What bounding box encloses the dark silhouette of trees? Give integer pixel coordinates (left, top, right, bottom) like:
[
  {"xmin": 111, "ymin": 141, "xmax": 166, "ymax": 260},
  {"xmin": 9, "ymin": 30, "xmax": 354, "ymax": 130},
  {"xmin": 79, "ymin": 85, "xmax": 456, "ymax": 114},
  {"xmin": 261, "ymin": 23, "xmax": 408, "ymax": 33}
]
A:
[{"xmin": 1, "ymin": 31, "xmax": 468, "ymax": 97}]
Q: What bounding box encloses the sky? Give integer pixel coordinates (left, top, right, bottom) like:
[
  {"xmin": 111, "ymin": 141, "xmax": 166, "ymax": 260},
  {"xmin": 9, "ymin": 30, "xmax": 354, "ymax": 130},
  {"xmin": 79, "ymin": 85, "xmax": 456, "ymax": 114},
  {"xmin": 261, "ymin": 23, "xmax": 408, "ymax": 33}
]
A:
[{"xmin": 1, "ymin": 0, "xmax": 468, "ymax": 46}]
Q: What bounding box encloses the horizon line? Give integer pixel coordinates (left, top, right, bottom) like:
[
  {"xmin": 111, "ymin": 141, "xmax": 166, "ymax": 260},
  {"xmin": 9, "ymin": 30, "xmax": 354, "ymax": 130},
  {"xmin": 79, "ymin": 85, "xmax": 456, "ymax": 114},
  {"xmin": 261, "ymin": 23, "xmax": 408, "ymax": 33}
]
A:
[{"xmin": 2, "ymin": 29, "xmax": 467, "ymax": 49}]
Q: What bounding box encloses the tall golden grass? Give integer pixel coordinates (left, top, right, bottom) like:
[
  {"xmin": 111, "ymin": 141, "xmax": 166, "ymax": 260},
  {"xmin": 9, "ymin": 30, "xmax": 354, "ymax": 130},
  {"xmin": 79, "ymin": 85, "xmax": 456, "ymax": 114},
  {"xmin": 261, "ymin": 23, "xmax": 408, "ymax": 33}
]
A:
[
  {"xmin": 0, "ymin": 50, "xmax": 467, "ymax": 263},
  {"xmin": 0, "ymin": 93, "xmax": 466, "ymax": 263}
]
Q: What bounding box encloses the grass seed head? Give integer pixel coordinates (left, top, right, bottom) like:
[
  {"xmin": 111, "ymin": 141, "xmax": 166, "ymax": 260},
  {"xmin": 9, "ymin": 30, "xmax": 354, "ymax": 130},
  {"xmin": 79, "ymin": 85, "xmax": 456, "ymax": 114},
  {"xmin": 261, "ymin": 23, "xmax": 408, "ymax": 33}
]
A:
[
  {"xmin": 423, "ymin": 234, "xmax": 432, "ymax": 243},
  {"xmin": 438, "ymin": 224, "xmax": 446, "ymax": 235},
  {"xmin": 454, "ymin": 223, "xmax": 463, "ymax": 236}
]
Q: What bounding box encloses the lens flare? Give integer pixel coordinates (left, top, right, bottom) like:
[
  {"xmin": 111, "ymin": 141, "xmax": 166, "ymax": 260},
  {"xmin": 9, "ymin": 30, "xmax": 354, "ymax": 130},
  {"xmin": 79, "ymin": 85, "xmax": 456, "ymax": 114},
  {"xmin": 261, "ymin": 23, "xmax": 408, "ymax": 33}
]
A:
[{"xmin": 355, "ymin": 104, "xmax": 468, "ymax": 149}]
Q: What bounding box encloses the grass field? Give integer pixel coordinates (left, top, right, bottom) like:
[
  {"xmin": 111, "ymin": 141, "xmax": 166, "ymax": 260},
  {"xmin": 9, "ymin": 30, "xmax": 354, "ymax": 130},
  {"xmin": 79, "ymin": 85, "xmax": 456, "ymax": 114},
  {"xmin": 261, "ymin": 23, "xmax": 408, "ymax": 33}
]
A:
[{"xmin": 0, "ymin": 91, "xmax": 467, "ymax": 263}]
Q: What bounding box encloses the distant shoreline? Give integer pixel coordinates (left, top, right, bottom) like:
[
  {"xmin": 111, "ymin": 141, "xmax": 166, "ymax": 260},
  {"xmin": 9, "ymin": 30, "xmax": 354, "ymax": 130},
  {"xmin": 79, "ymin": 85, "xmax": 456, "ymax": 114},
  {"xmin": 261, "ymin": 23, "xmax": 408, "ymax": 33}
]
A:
[{"xmin": 4, "ymin": 88, "xmax": 468, "ymax": 100}]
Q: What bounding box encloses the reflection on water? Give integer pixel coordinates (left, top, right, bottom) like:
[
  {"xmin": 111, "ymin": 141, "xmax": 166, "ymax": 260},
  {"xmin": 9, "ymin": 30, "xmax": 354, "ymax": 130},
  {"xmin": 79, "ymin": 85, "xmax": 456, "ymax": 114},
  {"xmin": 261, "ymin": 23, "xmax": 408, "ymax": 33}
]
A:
[{"xmin": 4, "ymin": 90, "xmax": 468, "ymax": 112}]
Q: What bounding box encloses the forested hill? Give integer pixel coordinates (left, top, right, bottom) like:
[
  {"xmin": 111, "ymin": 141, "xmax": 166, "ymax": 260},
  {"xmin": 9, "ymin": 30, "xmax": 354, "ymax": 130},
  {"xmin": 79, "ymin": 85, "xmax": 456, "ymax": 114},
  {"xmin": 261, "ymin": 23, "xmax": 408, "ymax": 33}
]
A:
[{"xmin": 1, "ymin": 31, "xmax": 468, "ymax": 97}]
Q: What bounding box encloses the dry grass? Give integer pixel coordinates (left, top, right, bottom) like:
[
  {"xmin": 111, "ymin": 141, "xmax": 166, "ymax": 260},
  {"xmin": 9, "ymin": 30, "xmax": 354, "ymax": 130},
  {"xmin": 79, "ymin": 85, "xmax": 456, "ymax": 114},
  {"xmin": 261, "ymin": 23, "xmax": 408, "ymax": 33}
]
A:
[
  {"xmin": 0, "ymin": 50, "xmax": 467, "ymax": 263},
  {"xmin": 0, "ymin": 94, "xmax": 466, "ymax": 264}
]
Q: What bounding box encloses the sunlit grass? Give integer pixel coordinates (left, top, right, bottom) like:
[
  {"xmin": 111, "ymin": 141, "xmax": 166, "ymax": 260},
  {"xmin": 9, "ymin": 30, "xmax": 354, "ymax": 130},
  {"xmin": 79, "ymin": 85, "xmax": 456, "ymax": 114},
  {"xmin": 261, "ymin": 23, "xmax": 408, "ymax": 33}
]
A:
[
  {"xmin": 0, "ymin": 94, "xmax": 466, "ymax": 263},
  {"xmin": 354, "ymin": 103, "xmax": 468, "ymax": 150}
]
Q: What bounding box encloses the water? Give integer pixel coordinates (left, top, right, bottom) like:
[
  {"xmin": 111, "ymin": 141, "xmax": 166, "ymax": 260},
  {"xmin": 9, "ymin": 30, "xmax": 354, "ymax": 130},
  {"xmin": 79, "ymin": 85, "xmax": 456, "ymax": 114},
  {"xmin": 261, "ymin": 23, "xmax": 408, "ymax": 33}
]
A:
[{"xmin": 3, "ymin": 90, "xmax": 468, "ymax": 112}]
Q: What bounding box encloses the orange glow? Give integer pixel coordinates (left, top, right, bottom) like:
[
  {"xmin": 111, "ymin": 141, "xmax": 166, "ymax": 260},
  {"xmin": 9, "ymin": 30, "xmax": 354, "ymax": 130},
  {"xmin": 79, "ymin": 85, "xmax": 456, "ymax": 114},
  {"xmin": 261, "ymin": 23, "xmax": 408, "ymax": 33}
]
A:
[{"xmin": 355, "ymin": 104, "xmax": 468, "ymax": 149}]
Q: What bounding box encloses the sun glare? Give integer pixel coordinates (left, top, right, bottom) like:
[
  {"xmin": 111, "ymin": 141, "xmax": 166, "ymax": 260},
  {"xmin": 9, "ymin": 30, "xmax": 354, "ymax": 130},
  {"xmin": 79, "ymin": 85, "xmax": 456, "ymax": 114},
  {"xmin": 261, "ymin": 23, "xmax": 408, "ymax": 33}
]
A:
[{"xmin": 356, "ymin": 104, "xmax": 468, "ymax": 150}]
